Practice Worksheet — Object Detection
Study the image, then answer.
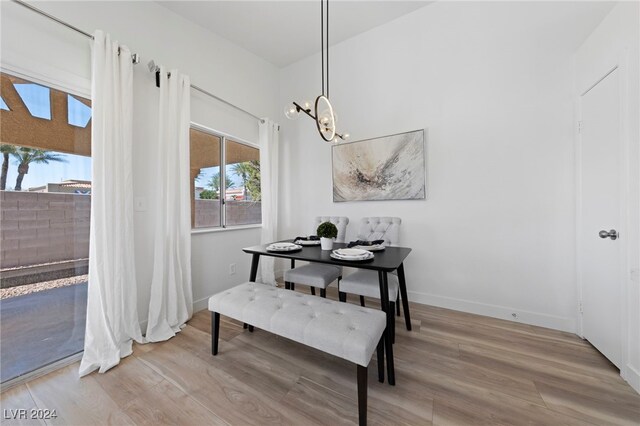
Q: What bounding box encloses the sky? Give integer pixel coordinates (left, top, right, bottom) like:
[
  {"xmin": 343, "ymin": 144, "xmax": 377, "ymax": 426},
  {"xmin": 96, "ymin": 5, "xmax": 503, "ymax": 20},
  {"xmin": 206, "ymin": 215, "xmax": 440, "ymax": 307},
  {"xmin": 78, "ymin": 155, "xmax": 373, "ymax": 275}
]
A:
[
  {"xmin": 2, "ymin": 81, "xmax": 244, "ymax": 191},
  {"xmin": 195, "ymin": 165, "xmax": 243, "ymax": 190}
]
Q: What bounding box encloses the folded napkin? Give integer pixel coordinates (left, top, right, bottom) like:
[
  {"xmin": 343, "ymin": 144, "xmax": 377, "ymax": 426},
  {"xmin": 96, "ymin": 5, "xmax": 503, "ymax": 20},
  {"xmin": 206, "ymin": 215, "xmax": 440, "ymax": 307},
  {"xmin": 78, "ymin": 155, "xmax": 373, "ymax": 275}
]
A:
[
  {"xmin": 347, "ymin": 239, "xmax": 384, "ymax": 248},
  {"xmin": 294, "ymin": 235, "xmax": 319, "ymax": 241}
]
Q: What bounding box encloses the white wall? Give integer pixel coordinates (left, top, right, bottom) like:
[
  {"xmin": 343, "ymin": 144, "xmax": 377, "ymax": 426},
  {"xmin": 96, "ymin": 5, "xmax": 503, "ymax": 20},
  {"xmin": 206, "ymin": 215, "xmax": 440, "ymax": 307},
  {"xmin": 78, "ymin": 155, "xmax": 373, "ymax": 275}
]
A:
[
  {"xmin": 575, "ymin": 1, "xmax": 640, "ymax": 393},
  {"xmin": 0, "ymin": 1, "xmax": 280, "ymax": 324},
  {"xmin": 278, "ymin": 1, "xmax": 615, "ymax": 333}
]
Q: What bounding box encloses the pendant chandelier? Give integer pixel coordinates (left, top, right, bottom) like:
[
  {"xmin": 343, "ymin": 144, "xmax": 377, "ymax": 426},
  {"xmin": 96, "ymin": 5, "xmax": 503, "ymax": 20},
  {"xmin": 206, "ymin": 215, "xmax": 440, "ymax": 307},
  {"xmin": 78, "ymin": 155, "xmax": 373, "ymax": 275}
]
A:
[{"xmin": 284, "ymin": 0, "xmax": 349, "ymax": 143}]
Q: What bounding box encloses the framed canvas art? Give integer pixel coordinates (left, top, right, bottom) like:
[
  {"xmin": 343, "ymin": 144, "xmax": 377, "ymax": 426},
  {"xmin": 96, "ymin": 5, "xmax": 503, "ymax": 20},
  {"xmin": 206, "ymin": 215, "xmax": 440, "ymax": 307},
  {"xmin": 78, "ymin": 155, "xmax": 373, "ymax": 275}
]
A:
[{"xmin": 331, "ymin": 129, "xmax": 426, "ymax": 202}]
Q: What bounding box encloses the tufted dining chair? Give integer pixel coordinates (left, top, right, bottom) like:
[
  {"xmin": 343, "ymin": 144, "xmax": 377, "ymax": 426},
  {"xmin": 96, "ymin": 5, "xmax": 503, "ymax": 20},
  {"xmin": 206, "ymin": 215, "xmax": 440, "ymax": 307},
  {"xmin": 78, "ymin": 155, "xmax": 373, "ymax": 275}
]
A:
[
  {"xmin": 283, "ymin": 216, "xmax": 349, "ymax": 297},
  {"xmin": 338, "ymin": 217, "xmax": 411, "ymax": 342}
]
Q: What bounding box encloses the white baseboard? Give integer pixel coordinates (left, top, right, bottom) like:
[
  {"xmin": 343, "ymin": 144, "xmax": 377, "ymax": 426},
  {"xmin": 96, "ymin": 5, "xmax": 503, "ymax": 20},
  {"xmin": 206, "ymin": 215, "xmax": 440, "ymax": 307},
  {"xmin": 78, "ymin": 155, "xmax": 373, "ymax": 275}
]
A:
[
  {"xmin": 622, "ymin": 364, "xmax": 640, "ymax": 394},
  {"xmin": 408, "ymin": 290, "xmax": 577, "ymax": 333},
  {"xmin": 190, "ymin": 288, "xmax": 576, "ymax": 333},
  {"xmin": 193, "ymin": 295, "xmax": 210, "ymax": 313}
]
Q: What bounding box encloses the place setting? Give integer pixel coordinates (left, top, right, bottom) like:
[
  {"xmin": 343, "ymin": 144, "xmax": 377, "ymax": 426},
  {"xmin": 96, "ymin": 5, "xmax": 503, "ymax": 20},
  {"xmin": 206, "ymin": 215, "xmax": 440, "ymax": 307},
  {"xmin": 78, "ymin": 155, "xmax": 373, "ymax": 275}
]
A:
[
  {"xmin": 346, "ymin": 239, "xmax": 386, "ymax": 252},
  {"xmin": 266, "ymin": 242, "xmax": 302, "ymax": 252},
  {"xmin": 330, "ymin": 248, "xmax": 375, "ymax": 262},
  {"xmin": 293, "ymin": 235, "xmax": 321, "ymax": 246}
]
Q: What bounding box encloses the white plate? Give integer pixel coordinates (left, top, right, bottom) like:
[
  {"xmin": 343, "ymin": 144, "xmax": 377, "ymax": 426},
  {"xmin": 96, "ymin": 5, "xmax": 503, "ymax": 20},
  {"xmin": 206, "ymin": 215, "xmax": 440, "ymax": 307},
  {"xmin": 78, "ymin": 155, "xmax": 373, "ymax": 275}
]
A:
[
  {"xmin": 334, "ymin": 248, "xmax": 369, "ymax": 257},
  {"xmin": 295, "ymin": 239, "xmax": 321, "ymax": 246},
  {"xmin": 270, "ymin": 242, "xmax": 297, "ymax": 249},
  {"xmin": 352, "ymin": 244, "xmax": 385, "ymax": 252},
  {"xmin": 267, "ymin": 243, "xmax": 302, "ymax": 252},
  {"xmin": 330, "ymin": 252, "xmax": 374, "ymax": 261}
]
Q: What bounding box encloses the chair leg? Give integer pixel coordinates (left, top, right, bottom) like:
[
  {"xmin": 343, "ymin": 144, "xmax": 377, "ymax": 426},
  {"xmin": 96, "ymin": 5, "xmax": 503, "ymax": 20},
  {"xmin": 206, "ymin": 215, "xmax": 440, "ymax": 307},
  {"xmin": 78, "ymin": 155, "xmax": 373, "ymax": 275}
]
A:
[
  {"xmin": 357, "ymin": 364, "xmax": 368, "ymax": 426},
  {"xmin": 211, "ymin": 312, "xmax": 220, "ymax": 355},
  {"xmin": 396, "ymin": 293, "xmax": 401, "ymax": 317},
  {"xmin": 397, "ymin": 263, "xmax": 412, "ymax": 331},
  {"xmin": 390, "ymin": 302, "xmax": 396, "ymax": 344},
  {"xmin": 320, "ymin": 288, "xmax": 326, "ymax": 298},
  {"xmin": 360, "ymin": 295, "xmax": 366, "ymax": 307},
  {"xmin": 376, "ymin": 337, "xmax": 384, "ymax": 383},
  {"xmin": 339, "ymin": 291, "xmax": 347, "ymax": 302},
  {"xmin": 311, "ymin": 287, "xmax": 316, "ymax": 296}
]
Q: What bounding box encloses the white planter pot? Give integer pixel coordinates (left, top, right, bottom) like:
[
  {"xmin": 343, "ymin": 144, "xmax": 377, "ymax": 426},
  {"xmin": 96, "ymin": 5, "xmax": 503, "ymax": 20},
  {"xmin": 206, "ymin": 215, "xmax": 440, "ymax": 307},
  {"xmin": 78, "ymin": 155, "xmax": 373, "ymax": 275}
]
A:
[{"xmin": 320, "ymin": 237, "xmax": 334, "ymax": 250}]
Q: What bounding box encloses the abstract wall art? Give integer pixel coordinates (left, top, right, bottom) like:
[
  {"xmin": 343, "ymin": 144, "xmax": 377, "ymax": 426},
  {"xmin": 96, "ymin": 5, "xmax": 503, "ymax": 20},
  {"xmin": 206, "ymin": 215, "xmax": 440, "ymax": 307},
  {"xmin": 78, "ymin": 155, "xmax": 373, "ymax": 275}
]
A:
[{"xmin": 332, "ymin": 129, "xmax": 426, "ymax": 202}]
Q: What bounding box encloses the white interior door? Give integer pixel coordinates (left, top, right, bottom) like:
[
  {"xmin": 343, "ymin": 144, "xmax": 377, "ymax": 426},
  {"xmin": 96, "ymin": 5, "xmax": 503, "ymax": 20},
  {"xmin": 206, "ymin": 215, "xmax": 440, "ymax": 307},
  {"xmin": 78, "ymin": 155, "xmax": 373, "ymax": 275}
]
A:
[{"xmin": 579, "ymin": 68, "xmax": 622, "ymax": 368}]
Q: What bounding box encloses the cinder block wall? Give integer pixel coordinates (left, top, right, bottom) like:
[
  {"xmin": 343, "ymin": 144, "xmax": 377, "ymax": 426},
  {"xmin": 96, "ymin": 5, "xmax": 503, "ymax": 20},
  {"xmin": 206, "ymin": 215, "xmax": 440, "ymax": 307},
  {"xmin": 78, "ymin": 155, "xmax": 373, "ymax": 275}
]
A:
[
  {"xmin": 194, "ymin": 199, "xmax": 261, "ymax": 228},
  {"xmin": 1, "ymin": 191, "xmax": 90, "ymax": 269}
]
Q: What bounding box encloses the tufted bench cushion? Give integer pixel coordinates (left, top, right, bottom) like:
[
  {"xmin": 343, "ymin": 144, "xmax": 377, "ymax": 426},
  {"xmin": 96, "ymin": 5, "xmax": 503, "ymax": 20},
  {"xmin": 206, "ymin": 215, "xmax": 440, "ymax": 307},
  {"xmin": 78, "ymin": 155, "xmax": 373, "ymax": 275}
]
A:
[{"xmin": 209, "ymin": 282, "xmax": 386, "ymax": 367}]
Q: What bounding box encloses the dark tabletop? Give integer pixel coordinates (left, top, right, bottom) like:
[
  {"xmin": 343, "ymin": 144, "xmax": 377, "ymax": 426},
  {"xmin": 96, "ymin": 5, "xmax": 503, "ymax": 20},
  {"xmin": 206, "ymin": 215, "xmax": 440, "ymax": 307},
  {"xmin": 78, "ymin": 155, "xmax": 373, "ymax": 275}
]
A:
[{"xmin": 242, "ymin": 241, "xmax": 412, "ymax": 272}]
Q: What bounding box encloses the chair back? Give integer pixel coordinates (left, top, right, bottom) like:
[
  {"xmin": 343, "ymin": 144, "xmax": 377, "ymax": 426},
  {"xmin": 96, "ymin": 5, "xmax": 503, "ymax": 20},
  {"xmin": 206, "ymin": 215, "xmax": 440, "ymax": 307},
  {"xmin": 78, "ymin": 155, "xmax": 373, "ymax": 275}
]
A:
[
  {"xmin": 313, "ymin": 216, "xmax": 349, "ymax": 243},
  {"xmin": 357, "ymin": 217, "xmax": 401, "ymax": 246}
]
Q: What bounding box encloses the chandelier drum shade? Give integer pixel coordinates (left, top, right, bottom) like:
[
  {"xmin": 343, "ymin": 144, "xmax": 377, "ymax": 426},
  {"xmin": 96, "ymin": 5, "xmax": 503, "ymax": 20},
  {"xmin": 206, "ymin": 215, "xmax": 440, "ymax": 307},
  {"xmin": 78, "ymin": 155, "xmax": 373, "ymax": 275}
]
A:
[{"xmin": 284, "ymin": 0, "xmax": 348, "ymax": 143}]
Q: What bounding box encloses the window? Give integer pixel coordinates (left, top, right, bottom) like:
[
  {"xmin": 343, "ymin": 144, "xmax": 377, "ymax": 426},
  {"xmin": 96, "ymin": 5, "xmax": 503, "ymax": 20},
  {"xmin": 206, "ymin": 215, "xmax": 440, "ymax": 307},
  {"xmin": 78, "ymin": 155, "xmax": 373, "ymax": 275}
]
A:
[{"xmin": 190, "ymin": 126, "xmax": 261, "ymax": 229}]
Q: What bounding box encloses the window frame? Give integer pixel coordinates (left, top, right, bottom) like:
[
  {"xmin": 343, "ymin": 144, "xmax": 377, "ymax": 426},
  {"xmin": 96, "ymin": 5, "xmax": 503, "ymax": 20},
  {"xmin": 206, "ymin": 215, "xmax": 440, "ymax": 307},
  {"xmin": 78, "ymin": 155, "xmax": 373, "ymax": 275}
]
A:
[{"xmin": 190, "ymin": 122, "xmax": 261, "ymax": 231}]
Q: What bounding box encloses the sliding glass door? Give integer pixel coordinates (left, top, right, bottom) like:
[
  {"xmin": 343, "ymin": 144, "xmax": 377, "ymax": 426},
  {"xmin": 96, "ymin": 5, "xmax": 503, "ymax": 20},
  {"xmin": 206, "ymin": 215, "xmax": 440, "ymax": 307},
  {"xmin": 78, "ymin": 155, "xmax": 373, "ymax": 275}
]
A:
[{"xmin": 0, "ymin": 72, "xmax": 91, "ymax": 383}]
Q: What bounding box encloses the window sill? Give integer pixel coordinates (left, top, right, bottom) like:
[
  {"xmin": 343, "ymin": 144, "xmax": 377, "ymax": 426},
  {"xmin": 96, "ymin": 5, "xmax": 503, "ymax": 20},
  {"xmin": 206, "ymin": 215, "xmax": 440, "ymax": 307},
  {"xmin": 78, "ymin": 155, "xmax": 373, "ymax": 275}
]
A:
[{"xmin": 191, "ymin": 224, "xmax": 262, "ymax": 235}]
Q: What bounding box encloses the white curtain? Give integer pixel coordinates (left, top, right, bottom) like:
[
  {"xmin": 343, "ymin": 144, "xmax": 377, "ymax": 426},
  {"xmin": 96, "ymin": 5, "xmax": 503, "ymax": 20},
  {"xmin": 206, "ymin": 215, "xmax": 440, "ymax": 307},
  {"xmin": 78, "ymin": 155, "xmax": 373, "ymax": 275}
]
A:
[
  {"xmin": 145, "ymin": 67, "xmax": 193, "ymax": 342},
  {"xmin": 258, "ymin": 120, "xmax": 280, "ymax": 285},
  {"xmin": 79, "ymin": 31, "xmax": 143, "ymax": 377}
]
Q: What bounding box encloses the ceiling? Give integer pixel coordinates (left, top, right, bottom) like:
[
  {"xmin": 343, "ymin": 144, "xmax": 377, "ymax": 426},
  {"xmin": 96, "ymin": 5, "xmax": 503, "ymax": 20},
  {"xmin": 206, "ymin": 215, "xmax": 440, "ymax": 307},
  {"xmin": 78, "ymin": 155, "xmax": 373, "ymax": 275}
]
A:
[{"xmin": 157, "ymin": 1, "xmax": 433, "ymax": 67}]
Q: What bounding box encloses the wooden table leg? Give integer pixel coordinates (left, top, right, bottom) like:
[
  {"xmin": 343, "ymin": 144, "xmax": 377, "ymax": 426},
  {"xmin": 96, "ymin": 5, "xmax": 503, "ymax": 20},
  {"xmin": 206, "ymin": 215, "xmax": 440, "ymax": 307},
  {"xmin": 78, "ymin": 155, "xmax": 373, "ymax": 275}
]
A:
[
  {"xmin": 249, "ymin": 253, "xmax": 260, "ymax": 282},
  {"xmin": 378, "ymin": 270, "xmax": 395, "ymax": 386},
  {"xmin": 397, "ymin": 263, "xmax": 412, "ymax": 331}
]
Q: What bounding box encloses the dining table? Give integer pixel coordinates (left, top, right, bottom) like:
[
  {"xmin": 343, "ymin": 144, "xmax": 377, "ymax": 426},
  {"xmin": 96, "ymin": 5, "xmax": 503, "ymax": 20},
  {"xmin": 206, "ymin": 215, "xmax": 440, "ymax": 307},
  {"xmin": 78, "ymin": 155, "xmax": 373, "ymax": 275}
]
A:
[{"xmin": 242, "ymin": 240, "xmax": 412, "ymax": 385}]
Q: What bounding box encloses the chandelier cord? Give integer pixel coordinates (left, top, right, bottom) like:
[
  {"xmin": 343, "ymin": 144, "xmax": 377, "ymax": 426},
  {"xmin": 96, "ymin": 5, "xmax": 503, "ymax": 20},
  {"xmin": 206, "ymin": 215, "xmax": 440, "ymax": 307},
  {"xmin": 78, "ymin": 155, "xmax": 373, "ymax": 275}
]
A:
[
  {"xmin": 326, "ymin": 0, "xmax": 329, "ymax": 99},
  {"xmin": 321, "ymin": 0, "xmax": 325, "ymax": 97}
]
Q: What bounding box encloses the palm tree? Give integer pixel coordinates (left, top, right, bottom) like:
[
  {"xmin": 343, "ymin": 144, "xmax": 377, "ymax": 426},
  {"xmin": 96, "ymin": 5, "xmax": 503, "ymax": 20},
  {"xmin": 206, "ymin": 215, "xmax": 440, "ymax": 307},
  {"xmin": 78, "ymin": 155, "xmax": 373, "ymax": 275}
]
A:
[
  {"xmin": 244, "ymin": 160, "xmax": 261, "ymax": 202},
  {"xmin": 11, "ymin": 148, "xmax": 67, "ymax": 191},
  {"xmin": 209, "ymin": 171, "xmax": 233, "ymax": 194},
  {"xmin": 0, "ymin": 144, "xmax": 17, "ymax": 190},
  {"xmin": 231, "ymin": 162, "xmax": 251, "ymax": 199}
]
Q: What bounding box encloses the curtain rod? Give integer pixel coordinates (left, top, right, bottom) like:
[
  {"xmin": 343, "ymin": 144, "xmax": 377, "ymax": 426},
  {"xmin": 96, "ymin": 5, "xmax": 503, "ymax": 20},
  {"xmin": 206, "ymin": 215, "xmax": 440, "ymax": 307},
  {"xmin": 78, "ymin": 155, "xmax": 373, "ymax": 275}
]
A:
[
  {"xmin": 148, "ymin": 60, "xmax": 264, "ymax": 124},
  {"xmin": 11, "ymin": 0, "xmax": 140, "ymax": 64}
]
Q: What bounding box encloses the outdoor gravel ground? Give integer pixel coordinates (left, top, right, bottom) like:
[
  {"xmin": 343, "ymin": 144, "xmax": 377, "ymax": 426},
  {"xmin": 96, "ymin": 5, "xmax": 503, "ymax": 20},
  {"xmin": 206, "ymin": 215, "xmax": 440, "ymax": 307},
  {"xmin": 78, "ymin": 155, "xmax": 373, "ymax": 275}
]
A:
[{"xmin": 0, "ymin": 275, "xmax": 88, "ymax": 299}]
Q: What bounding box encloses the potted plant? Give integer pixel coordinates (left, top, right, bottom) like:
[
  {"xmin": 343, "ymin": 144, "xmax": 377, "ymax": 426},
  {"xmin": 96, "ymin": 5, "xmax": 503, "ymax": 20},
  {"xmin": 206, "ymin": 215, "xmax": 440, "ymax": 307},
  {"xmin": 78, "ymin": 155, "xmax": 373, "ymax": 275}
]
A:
[{"xmin": 316, "ymin": 221, "xmax": 338, "ymax": 250}]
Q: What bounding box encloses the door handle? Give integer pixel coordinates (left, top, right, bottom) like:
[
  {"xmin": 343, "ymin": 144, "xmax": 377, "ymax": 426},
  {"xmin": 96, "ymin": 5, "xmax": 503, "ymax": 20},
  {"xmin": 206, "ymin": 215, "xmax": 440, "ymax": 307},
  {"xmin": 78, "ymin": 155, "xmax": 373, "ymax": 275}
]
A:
[{"xmin": 599, "ymin": 229, "xmax": 618, "ymax": 240}]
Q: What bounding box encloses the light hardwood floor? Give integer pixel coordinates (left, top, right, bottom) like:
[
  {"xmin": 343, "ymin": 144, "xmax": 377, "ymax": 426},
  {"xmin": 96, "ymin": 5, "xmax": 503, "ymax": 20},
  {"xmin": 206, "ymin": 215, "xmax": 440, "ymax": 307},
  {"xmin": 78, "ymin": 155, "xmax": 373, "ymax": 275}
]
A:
[{"xmin": 2, "ymin": 286, "xmax": 639, "ymax": 425}]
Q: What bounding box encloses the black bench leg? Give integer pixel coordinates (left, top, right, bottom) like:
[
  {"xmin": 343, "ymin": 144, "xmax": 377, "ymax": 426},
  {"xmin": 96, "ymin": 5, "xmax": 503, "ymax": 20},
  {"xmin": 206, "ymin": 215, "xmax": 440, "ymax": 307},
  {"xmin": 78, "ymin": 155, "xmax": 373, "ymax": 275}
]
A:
[
  {"xmin": 248, "ymin": 325, "xmax": 254, "ymax": 332},
  {"xmin": 320, "ymin": 288, "xmax": 326, "ymax": 298},
  {"xmin": 311, "ymin": 287, "xmax": 316, "ymax": 296},
  {"xmin": 339, "ymin": 291, "xmax": 347, "ymax": 302},
  {"xmin": 285, "ymin": 281, "xmax": 291, "ymax": 290},
  {"xmin": 243, "ymin": 323, "xmax": 248, "ymax": 329},
  {"xmin": 360, "ymin": 296, "xmax": 366, "ymax": 307},
  {"xmin": 376, "ymin": 337, "xmax": 384, "ymax": 383},
  {"xmin": 357, "ymin": 364, "xmax": 367, "ymax": 426},
  {"xmin": 385, "ymin": 330, "xmax": 395, "ymax": 386},
  {"xmin": 291, "ymin": 283, "xmax": 296, "ymax": 291},
  {"xmin": 212, "ymin": 312, "xmax": 220, "ymax": 355}
]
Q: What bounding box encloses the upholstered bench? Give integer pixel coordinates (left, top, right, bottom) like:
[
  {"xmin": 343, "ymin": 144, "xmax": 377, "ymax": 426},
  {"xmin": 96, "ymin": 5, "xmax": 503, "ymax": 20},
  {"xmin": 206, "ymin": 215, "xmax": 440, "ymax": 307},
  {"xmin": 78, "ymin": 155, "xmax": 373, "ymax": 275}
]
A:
[{"xmin": 209, "ymin": 282, "xmax": 387, "ymax": 425}]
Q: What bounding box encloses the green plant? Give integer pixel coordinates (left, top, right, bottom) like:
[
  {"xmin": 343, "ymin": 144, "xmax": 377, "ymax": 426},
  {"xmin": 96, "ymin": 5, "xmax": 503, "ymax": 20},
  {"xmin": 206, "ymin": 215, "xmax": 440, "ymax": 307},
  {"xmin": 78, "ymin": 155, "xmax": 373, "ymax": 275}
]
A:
[
  {"xmin": 199, "ymin": 189, "xmax": 218, "ymax": 200},
  {"xmin": 316, "ymin": 221, "xmax": 338, "ymax": 239}
]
